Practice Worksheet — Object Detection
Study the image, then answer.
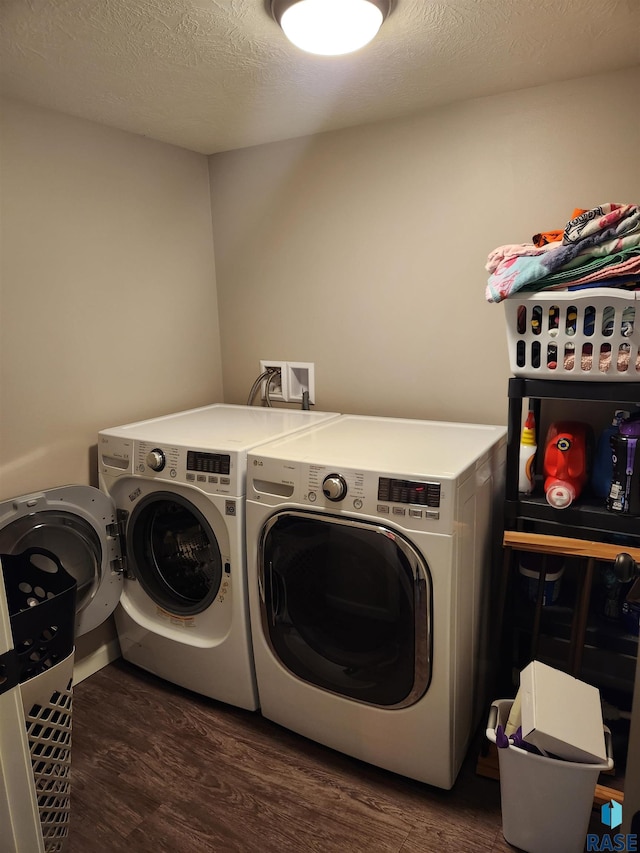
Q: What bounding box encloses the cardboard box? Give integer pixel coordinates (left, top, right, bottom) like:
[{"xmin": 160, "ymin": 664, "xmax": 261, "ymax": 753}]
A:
[{"xmin": 519, "ymin": 661, "xmax": 607, "ymax": 763}]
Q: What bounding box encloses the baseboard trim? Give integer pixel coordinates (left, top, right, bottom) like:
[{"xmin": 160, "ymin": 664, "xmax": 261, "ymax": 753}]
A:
[{"xmin": 73, "ymin": 638, "xmax": 121, "ymax": 684}]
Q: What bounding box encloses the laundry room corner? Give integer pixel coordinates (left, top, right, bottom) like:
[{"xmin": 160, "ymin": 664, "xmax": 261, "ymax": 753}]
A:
[
  {"xmin": 209, "ymin": 68, "xmax": 640, "ymax": 426},
  {"xmin": 0, "ymin": 97, "xmax": 224, "ymax": 503},
  {"xmin": 0, "ymin": 98, "xmax": 228, "ymax": 683}
]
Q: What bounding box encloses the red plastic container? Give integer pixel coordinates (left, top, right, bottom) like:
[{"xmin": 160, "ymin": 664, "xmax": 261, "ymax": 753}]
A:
[{"xmin": 543, "ymin": 421, "xmax": 592, "ymax": 509}]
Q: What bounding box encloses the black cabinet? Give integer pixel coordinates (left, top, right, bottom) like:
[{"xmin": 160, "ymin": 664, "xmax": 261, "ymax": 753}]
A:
[
  {"xmin": 498, "ymin": 378, "xmax": 640, "ymax": 696},
  {"xmin": 487, "ymin": 378, "xmax": 640, "ymax": 800}
]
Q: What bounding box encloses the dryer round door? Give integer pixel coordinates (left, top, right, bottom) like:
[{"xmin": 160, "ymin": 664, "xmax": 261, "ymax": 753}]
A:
[
  {"xmin": 125, "ymin": 489, "xmax": 224, "ymax": 616},
  {"xmin": 0, "ymin": 485, "xmax": 122, "ymax": 638},
  {"xmin": 258, "ymin": 510, "xmax": 433, "ymax": 709}
]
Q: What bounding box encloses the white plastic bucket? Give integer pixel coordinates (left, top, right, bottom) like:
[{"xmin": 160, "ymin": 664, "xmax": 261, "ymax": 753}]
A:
[{"xmin": 486, "ymin": 699, "xmax": 614, "ymax": 853}]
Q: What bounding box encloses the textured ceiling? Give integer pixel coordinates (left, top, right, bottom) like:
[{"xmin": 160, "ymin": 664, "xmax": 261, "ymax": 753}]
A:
[{"xmin": 1, "ymin": 0, "xmax": 639, "ymax": 155}]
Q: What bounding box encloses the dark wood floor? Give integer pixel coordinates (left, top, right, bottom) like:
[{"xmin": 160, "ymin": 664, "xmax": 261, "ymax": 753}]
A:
[{"xmin": 67, "ymin": 660, "xmax": 515, "ymax": 852}]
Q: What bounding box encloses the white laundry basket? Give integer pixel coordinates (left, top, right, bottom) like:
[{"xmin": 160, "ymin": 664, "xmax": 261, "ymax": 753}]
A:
[
  {"xmin": 19, "ymin": 656, "xmax": 74, "ymax": 852},
  {"xmin": 486, "ymin": 699, "xmax": 614, "ymax": 853},
  {"xmin": 2, "ymin": 549, "xmax": 77, "ymax": 853},
  {"xmin": 504, "ymin": 288, "xmax": 640, "ymax": 380}
]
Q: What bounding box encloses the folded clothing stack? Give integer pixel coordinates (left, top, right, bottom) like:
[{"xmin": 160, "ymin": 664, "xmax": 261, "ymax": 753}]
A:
[{"xmin": 486, "ymin": 203, "xmax": 640, "ymax": 304}]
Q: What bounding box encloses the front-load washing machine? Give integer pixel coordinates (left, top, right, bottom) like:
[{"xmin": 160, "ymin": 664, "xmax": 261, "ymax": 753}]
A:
[
  {"xmin": 246, "ymin": 414, "xmax": 506, "ymax": 788},
  {"xmin": 0, "ymin": 405, "xmax": 338, "ymax": 712}
]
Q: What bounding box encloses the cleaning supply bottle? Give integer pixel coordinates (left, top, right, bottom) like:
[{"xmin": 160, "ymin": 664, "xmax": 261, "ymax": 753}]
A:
[
  {"xmin": 518, "ymin": 409, "xmax": 537, "ymax": 494},
  {"xmin": 543, "ymin": 421, "xmax": 592, "ymax": 509},
  {"xmin": 607, "ymin": 415, "xmax": 640, "ymax": 515},
  {"xmin": 591, "ymin": 410, "xmax": 629, "ymax": 499}
]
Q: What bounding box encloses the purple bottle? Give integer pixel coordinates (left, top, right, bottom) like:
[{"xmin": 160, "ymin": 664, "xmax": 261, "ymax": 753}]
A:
[{"xmin": 607, "ymin": 416, "xmax": 640, "ymax": 515}]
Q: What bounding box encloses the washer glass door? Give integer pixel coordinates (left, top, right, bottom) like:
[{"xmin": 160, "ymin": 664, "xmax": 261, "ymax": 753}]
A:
[
  {"xmin": 0, "ymin": 484, "xmax": 118, "ymax": 638},
  {"xmin": 259, "ymin": 511, "xmax": 432, "ymax": 708},
  {"xmin": 127, "ymin": 491, "xmax": 223, "ymax": 616},
  {"xmin": 0, "ymin": 512, "xmax": 100, "ymax": 614}
]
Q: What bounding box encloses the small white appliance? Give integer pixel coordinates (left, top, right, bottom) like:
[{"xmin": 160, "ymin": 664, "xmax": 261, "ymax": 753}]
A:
[
  {"xmin": 0, "ymin": 405, "xmax": 338, "ymax": 712},
  {"xmin": 246, "ymin": 414, "xmax": 506, "ymax": 788}
]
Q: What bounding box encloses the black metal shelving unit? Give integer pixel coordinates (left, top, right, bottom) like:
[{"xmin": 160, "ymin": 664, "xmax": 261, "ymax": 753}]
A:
[
  {"xmin": 505, "ymin": 377, "xmax": 640, "ymax": 545},
  {"xmin": 498, "ymin": 378, "xmax": 640, "ymax": 697}
]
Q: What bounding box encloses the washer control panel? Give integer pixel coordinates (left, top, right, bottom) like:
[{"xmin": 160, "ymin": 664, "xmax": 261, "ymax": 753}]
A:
[
  {"xmin": 146, "ymin": 449, "xmax": 166, "ymax": 472},
  {"xmin": 98, "ymin": 433, "xmax": 238, "ymax": 495},
  {"xmin": 186, "ymin": 450, "xmax": 231, "ymax": 476}
]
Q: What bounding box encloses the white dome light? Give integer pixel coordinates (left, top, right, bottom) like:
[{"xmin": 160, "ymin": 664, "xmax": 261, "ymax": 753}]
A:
[{"xmin": 271, "ymin": 0, "xmax": 389, "ymax": 56}]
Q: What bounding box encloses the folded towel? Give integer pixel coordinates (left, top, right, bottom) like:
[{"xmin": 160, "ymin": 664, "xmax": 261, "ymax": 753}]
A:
[{"xmin": 486, "ymin": 203, "xmax": 640, "ymax": 303}]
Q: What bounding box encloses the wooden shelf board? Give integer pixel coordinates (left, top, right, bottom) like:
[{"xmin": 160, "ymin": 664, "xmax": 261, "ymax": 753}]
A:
[{"xmin": 503, "ymin": 530, "xmax": 640, "ymax": 562}]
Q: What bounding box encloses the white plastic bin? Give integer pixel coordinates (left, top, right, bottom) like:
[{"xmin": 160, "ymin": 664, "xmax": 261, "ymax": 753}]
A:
[
  {"xmin": 1, "ymin": 550, "xmax": 76, "ymax": 852},
  {"xmin": 503, "ymin": 288, "xmax": 640, "ymax": 381},
  {"xmin": 486, "ymin": 699, "xmax": 614, "ymax": 853}
]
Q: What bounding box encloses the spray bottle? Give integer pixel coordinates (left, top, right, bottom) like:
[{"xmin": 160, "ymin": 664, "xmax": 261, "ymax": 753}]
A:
[
  {"xmin": 607, "ymin": 415, "xmax": 640, "ymax": 515},
  {"xmin": 518, "ymin": 409, "xmax": 537, "ymax": 494}
]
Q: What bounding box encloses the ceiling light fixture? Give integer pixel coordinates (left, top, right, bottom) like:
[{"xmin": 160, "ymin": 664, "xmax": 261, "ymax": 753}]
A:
[{"xmin": 271, "ymin": 0, "xmax": 390, "ymax": 56}]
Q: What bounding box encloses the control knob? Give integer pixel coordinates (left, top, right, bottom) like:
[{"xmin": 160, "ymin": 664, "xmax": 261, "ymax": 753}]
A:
[
  {"xmin": 322, "ymin": 474, "xmax": 348, "ymax": 502},
  {"xmin": 146, "ymin": 448, "xmax": 166, "ymax": 472}
]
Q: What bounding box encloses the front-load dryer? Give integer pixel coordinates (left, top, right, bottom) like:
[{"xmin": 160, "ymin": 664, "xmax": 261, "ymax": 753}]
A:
[
  {"xmin": 246, "ymin": 415, "xmax": 506, "ymax": 787},
  {"xmin": 0, "ymin": 405, "xmax": 338, "ymax": 712}
]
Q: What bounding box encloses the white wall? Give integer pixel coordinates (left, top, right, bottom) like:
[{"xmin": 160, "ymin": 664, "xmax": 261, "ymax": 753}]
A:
[
  {"xmin": 0, "ymin": 98, "xmax": 223, "ymax": 501},
  {"xmin": 0, "ymin": 98, "xmax": 223, "ymax": 675},
  {"xmin": 209, "ymin": 67, "xmax": 640, "ymax": 426}
]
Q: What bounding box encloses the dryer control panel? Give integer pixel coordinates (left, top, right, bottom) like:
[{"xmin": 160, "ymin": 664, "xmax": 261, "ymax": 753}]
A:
[
  {"xmin": 249, "ymin": 456, "xmax": 457, "ymax": 533},
  {"xmin": 378, "ymin": 478, "xmax": 441, "ymax": 508}
]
